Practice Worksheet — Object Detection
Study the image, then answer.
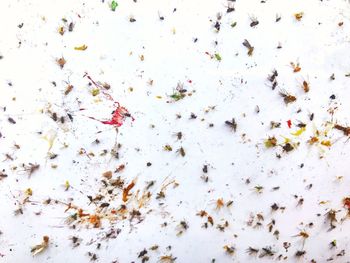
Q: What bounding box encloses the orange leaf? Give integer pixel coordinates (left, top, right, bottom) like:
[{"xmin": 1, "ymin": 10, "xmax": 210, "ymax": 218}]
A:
[{"xmin": 123, "ymin": 181, "xmax": 135, "ymax": 202}]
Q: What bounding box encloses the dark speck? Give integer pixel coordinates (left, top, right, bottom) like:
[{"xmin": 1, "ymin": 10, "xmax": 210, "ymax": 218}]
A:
[
  {"xmin": 8, "ymin": 117, "xmax": 16, "ymax": 124},
  {"xmin": 190, "ymin": 113, "xmax": 197, "ymax": 119},
  {"xmin": 214, "ymin": 21, "xmax": 221, "ymax": 31},
  {"xmin": 282, "ymin": 143, "xmax": 294, "ymax": 152},
  {"xmin": 250, "ymin": 20, "xmax": 259, "ymax": 27}
]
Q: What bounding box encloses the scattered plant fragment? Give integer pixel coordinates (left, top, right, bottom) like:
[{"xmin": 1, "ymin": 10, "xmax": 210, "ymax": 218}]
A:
[
  {"xmin": 242, "ymin": 39, "xmax": 254, "ymax": 56},
  {"xmin": 31, "ymin": 236, "xmax": 49, "ymax": 256}
]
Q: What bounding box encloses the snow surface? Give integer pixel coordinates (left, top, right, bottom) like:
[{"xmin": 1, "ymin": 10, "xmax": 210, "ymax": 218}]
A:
[{"xmin": 1, "ymin": 0, "xmax": 350, "ymax": 262}]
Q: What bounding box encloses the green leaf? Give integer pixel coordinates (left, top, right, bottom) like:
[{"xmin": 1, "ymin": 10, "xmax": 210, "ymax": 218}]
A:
[
  {"xmin": 111, "ymin": 0, "xmax": 118, "ymax": 11},
  {"xmin": 92, "ymin": 88, "xmax": 100, "ymax": 96},
  {"xmin": 214, "ymin": 53, "xmax": 222, "ymax": 61},
  {"xmin": 170, "ymin": 92, "xmax": 185, "ymax": 101}
]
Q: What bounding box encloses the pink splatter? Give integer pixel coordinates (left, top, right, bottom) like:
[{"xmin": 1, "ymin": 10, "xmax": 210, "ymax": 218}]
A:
[
  {"xmin": 83, "ymin": 72, "xmax": 134, "ymax": 127},
  {"xmin": 100, "ymin": 102, "xmax": 133, "ymax": 127},
  {"xmin": 85, "ymin": 102, "xmax": 133, "ymax": 128}
]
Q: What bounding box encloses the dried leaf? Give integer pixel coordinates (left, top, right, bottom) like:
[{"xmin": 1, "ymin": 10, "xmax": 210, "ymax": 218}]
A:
[
  {"xmin": 74, "ymin": 45, "xmax": 88, "ymax": 51},
  {"xmin": 123, "ymin": 181, "xmax": 135, "ymax": 202},
  {"xmin": 31, "ymin": 236, "xmax": 49, "ymax": 256},
  {"xmin": 294, "ymin": 12, "xmax": 304, "ymax": 21}
]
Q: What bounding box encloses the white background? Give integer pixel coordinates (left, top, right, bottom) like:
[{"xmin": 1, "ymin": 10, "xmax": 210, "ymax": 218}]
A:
[{"xmin": 1, "ymin": 0, "xmax": 350, "ymax": 262}]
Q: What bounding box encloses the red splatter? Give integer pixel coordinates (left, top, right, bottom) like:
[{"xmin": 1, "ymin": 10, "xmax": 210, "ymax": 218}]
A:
[
  {"xmin": 287, "ymin": 119, "xmax": 292, "ymax": 128},
  {"xmin": 87, "ymin": 101, "xmax": 134, "ymax": 127},
  {"xmin": 83, "ymin": 72, "xmax": 134, "ymax": 127},
  {"xmin": 101, "ymin": 102, "xmax": 133, "ymax": 127}
]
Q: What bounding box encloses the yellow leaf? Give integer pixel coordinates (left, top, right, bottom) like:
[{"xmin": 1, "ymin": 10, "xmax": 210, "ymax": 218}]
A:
[
  {"xmin": 58, "ymin": 26, "xmax": 65, "ymax": 35},
  {"xmin": 291, "ymin": 127, "xmax": 306, "ymax": 136},
  {"xmin": 25, "ymin": 188, "xmax": 33, "ymax": 196},
  {"xmin": 74, "ymin": 45, "xmax": 88, "ymax": 51},
  {"xmin": 264, "ymin": 137, "xmax": 277, "ymax": 148},
  {"xmin": 65, "ymin": 180, "xmax": 70, "ymax": 191},
  {"xmin": 91, "ymin": 88, "xmax": 100, "ymax": 96},
  {"xmin": 281, "ymin": 136, "xmax": 291, "ymax": 143},
  {"xmin": 319, "ymin": 200, "xmax": 329, "ymax": 205},
  {"xmin": 321, "ymin": 140, "xmax": 331, "ymax": 147}
]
